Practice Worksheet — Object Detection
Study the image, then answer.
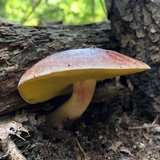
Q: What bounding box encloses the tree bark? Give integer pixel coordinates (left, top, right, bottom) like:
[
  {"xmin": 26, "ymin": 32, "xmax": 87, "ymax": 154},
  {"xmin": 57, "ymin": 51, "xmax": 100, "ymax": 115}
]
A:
[
  {"xmin": 106, "ymin": 0, "xmax": 160, "ymax": 114},
  {"xmin": 0, "ymin": 22, "xmax": 119, "ymax": 115}
]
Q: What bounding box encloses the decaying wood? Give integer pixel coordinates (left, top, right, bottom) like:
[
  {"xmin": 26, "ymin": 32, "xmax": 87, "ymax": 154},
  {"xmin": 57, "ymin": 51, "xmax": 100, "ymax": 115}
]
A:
[
  {"xmin": 1, "ymin": 137, "xmax": 26, "ymax": 160},
  {"xmin": 107, "ymin": 0, "xmax": 160, "ymax": 114},
  {"xmin": 0, "ymin": 22, "xmax": 120, "ymax": 115},
  {"xmin": 0, "ymin": 115, "xmax": 29, "ymax": 160}
]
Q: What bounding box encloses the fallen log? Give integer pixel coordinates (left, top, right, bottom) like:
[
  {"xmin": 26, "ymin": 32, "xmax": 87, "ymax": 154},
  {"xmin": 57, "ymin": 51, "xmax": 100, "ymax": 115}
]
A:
[{"xmin": 0, "ymin": 22, "xmax": 119, "ymax": 115}]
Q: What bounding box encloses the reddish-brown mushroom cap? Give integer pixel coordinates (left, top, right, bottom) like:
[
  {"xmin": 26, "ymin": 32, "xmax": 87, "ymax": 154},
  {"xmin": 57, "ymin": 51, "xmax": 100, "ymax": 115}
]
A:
[{"xmin": 18, "ymin": 48, "xmax": 150, "ymax": 104}]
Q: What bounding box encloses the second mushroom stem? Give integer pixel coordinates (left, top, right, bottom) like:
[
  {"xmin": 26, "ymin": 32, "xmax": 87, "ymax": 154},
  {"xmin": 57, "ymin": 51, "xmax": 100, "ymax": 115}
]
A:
[{"xmin": 46, "ymin": 79, "xmax": 97, "ymax": 128}]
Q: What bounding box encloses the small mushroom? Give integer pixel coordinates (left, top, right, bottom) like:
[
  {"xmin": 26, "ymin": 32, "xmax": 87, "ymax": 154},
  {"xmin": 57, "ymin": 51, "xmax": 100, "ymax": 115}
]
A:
[{"xmin": 18, "ymin": 48, "xmax": 150, "ymax": 128}]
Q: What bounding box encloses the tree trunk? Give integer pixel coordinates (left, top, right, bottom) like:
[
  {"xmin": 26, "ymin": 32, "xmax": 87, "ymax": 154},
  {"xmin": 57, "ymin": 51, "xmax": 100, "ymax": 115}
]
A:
[
  {"xmin": 106, "ymin": 0, "xmax": 160, "ymax": 114},
  {"xmin": 0, "ymin": 22, "xmax": 119, "ymax": 115}
]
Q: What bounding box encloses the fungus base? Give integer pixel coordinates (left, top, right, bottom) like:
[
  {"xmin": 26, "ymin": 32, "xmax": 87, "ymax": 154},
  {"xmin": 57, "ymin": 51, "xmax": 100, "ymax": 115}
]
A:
[{"xmin": 46, "ymin": 79, "xmax": 96, "ymax": 128}]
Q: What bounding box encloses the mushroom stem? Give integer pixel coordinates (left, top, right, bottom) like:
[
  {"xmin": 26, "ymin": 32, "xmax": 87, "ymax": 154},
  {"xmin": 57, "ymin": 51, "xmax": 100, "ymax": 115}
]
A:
[{"xmin": 46, "ymin": 79, "xmax": 96, "ymax": 128}]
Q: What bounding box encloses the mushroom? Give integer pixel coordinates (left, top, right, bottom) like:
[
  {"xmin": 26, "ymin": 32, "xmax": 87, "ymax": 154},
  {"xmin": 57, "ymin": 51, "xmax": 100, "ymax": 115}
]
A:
[{"xmin": 18, "ymin": 48, "xmax": 150, "ymax": 128}]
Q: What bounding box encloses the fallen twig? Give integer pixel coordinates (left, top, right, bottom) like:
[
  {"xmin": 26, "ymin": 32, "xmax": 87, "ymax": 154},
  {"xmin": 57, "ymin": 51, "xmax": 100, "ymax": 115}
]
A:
[{"xmin": 76, "ymin": 138, "xmax": 87, "ymax": 160}]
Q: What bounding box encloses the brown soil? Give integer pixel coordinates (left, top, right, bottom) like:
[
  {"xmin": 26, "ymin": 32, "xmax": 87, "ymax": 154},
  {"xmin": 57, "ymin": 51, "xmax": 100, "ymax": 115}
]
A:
[{"xmin": 2, "ymin": 99, "xmax": 159, "ymax": 160}]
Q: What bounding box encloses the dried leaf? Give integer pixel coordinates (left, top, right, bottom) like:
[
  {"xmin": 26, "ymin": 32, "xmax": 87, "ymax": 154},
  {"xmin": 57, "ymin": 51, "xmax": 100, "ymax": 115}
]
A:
[
  {"xmin": 119, "ymin": 146, "xmax": 133, "ymax": 156},
  {"xmin": 109, "ymin": 141, "xmax": 122, "ymax": 152}
]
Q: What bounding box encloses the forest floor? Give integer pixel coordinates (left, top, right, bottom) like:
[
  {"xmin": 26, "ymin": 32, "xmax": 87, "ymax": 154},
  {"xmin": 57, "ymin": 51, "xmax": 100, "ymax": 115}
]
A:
[
  {"xmin": 37, "ymin": 107, "xmax": 160, "ymax": 160},
  {"xmin": 0, "ymin": 84, "xmax": 160, "ymax": 160}
]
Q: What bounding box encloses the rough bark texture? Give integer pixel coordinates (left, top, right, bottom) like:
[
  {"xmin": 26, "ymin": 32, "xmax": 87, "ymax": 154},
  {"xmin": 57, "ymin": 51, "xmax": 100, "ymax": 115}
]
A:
[
  {"xmin": 0, "ymin": 22, "xmax": 119, "ymax": 115},
  {"xmin": 107, "ymin": 0, "xmax": 160, "ymax": 114}
]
